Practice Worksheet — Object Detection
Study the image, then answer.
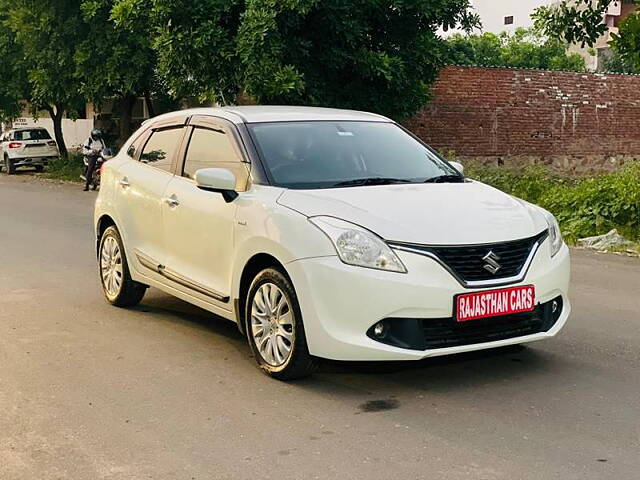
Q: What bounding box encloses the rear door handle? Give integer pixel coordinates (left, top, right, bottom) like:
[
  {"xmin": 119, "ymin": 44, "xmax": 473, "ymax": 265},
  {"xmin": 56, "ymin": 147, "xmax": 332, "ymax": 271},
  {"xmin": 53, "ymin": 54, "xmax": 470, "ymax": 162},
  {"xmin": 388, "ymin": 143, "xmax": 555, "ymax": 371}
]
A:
[
  {"xmin": 119, "ymin": 177, "xmax": 130, "ymax": 188},
  {"xmin": 163, "ymin": 194, "xmax": 180, "ymax": 208}
]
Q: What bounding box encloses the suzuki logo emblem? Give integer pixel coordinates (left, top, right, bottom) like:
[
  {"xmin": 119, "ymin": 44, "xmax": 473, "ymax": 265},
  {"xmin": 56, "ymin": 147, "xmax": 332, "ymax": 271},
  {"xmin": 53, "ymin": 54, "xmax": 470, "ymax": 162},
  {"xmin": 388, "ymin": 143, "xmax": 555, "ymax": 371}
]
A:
[{"xmin": 482, "ymin": 251, "xmax": 502, "ymax": 275}]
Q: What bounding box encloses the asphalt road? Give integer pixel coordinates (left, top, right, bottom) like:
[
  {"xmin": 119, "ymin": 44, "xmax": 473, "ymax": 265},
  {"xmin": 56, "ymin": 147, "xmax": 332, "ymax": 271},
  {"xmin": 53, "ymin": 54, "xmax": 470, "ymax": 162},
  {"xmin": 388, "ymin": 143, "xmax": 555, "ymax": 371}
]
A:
[{"xmin": 1, "ymin": 173, "xmax": 639, "ymax": 480}]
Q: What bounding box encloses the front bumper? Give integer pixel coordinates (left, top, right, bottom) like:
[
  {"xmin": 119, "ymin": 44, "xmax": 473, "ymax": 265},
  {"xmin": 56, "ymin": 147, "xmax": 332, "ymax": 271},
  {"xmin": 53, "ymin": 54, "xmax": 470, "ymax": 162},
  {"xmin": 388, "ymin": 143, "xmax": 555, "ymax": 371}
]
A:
[{"xmin": 286, "ymin": 240, "xmax": 571, "ymax": 361}]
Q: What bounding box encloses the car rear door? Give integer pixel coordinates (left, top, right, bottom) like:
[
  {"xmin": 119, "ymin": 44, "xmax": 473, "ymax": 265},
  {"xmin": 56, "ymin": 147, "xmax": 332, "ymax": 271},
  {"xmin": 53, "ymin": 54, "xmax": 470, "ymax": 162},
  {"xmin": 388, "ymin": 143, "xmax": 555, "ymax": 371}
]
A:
[
  {"xmin": 114, "ymin": 119, "xmax": 188, "ymax": 282},
  {"xmin": 159, "ymin": 116, "xmax": 250, "ymax": 309}
]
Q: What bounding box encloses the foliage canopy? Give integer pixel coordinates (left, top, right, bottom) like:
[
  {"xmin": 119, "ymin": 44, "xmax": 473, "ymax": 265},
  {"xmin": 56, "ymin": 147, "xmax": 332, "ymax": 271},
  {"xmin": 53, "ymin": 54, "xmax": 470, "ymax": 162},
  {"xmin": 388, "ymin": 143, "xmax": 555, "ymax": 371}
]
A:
[
  {"xmin": 0, "ymin": 0, "xmax": 482, "ymax": 148},
  {"xmin": 113, "ymin": 0, "xmax": 480, "ymax": 120},
  {"xmin": 447, "ymin": 28, "xmax": 587, "ymax": 71},
  {"xmin": 533, "ymin": 0, "xmax": 640, "ymax": 73}
]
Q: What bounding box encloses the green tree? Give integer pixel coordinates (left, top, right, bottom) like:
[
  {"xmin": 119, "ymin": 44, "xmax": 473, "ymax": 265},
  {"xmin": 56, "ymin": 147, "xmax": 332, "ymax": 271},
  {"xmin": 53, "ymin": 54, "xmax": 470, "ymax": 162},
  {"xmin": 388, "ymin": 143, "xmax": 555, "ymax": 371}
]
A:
[
  {"xmin": 532, "ymin": 0, "xmax": 640, "ymax": 73},
  {"xmin": 0, "ymin": 8, "xmax": 28, "ymax": 124},
  {"xmin": 447, "ymin": 28, "xmax": 587, "ymax": 71},
  {"xmin": 78, "ymin": 0, "xmax": 165, "ymax": 144},
  {"xmin": 603, "ymin": 49, "xmax": 640, "ymax": 73},
  {"xmin": 115, "ymin": 0, "xmax": 479, "ymax": 120},
  {"xmin": 532, "ymin": 0, "xmax": 613, "ymax": 48},
  {"xmin": 112, "ymin": 0, "xmax": 244, "ymax": 105},
  {"xmin": 446, "ymin": 31, "xmax": 503, "ymax": 66},
  {"xmin": 3, "ymin": 0, "xmax": 88, "ymax": 157},
  {"xmin": 607, "ymin": 10, "xmax": 640, "ymax": 72}
]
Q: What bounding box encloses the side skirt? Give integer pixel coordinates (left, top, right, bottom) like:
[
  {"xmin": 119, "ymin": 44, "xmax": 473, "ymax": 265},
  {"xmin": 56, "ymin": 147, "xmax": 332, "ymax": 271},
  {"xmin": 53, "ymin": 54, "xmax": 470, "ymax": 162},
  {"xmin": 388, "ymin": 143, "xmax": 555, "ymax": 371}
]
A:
[{"xmin": 134, "ymin": 249, "xmax": 230, "ymax": 304}]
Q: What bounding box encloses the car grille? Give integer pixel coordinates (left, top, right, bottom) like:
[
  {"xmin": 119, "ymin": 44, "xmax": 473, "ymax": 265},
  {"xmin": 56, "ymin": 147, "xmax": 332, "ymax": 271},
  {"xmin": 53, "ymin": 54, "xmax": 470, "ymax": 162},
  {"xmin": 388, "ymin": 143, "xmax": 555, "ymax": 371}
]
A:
[{"xmin": 390, "ymin": 231, "xmax": 547, "ymax": 283}]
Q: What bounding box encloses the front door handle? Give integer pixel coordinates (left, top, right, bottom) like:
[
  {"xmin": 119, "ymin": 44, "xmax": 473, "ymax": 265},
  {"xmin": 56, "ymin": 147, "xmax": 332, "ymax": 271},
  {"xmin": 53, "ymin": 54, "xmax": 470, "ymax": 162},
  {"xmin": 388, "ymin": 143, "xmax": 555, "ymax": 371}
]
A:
[
  {"xmin": 163, "ymin": 194, "xmax": 180, "ymax": 208},
  {"xmin": 119, "ymin": 177, "xmax": 130, "ymax": 188}
]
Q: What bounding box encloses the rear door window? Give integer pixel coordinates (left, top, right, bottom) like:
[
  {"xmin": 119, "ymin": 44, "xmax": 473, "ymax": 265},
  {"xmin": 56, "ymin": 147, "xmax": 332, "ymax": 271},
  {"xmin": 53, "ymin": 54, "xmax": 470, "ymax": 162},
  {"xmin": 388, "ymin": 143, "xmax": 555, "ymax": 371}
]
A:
[{"xmin": 139, "ymin": 127, "xmax": 184, "ymax": 172}]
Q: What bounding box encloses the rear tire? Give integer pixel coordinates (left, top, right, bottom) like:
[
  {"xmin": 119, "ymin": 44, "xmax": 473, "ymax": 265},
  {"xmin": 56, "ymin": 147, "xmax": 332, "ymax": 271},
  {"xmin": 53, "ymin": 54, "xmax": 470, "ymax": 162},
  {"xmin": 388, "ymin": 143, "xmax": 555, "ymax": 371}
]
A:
[
  {"xmin": 5, "ymin": 155, "xmax": 15, "ymax": 175},
  {"xmin": 245, "ymin": 268, "xmax": 318, "ymax": 380},
  {"xmin": 99, "ymin": 226, "xmax": 147, "ymax": 307}
]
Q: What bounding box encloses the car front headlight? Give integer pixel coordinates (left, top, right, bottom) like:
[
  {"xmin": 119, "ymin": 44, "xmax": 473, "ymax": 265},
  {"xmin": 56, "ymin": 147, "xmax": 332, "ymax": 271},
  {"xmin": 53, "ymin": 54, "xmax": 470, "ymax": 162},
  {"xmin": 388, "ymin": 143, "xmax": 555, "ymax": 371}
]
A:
[
  {"xmin": 309, "ymin": 216, "xmax": 407, "ymax": 273},
  {"xmin": 542, "ymin": 209, "xmax": 563, "ymax": 257}
]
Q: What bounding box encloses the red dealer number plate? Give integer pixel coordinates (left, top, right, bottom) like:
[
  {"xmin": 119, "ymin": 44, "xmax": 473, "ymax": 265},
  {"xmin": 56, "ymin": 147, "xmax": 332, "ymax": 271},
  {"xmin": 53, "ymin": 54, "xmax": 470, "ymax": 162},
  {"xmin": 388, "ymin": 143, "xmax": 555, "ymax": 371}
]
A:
[{"xmin": 456, "ymin": 285, "xmax": 536, "ymax": 323}]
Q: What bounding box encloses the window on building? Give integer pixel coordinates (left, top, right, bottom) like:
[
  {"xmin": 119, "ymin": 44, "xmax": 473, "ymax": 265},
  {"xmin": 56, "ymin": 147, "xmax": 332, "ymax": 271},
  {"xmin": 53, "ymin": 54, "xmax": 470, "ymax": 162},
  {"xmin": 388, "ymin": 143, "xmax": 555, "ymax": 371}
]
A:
[{"xmin": 504, "ymin": 16, "xmax": 514, "ymax": 25}]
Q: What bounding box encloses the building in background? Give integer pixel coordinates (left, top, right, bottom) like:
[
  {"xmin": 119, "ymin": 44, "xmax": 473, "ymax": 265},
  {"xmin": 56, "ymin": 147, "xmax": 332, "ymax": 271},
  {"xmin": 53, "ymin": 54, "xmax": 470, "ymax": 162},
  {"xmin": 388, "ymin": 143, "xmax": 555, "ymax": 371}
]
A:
[
  {"xmin": 471, "ymin": 0, "xmax": 555, "ymax": 34},
  {"xmin": 449, "ymin": 0, "xmax": 638, "ymax": 71}
]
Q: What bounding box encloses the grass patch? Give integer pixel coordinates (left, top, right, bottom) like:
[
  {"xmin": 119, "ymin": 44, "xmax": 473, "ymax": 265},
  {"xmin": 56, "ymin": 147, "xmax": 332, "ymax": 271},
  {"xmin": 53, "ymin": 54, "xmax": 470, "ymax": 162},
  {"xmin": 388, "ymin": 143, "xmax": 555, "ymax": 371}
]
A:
[
  {"xmin": 44, "ymin": 153, "xmax": 84, "ymax": 182},
  {"xmin": 464, "ymin": 162, "xmax": 640, "ymax": 244}
]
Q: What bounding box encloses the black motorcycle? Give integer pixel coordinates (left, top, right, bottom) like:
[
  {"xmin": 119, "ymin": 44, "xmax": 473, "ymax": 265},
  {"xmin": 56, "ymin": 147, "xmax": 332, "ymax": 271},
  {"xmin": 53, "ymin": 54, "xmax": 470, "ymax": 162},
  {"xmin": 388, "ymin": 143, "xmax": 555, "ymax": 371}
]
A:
[{"xmin": 80, "ymin": 148, "xmax": 113, "ymax": 190}]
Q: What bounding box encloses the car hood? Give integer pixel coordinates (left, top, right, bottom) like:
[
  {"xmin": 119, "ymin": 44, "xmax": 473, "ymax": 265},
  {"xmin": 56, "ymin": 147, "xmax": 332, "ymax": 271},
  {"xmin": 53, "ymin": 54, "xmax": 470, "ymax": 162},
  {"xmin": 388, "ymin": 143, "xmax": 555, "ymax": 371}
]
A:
[{"xmin": 277, "ymin": 181, "xmax": 548, "ymax": 245}]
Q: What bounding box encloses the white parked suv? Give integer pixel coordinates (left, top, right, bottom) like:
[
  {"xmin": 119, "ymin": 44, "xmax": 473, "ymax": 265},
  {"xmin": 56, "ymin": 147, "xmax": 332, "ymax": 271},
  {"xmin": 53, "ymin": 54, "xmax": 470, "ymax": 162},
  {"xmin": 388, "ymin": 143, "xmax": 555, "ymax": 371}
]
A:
[
  {"xmin": 0, "ymin": 127, "xmax": 59, "ymax": 174},
  {"xmin": 94, "ymin": 106, "xmax": 571, "ymax": 379}
]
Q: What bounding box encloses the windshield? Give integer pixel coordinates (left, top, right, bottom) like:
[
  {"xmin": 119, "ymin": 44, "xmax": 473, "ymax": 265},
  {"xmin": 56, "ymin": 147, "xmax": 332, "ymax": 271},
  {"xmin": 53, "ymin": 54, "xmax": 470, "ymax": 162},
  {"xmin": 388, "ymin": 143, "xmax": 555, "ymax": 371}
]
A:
[{"xmin": 248, "ymin": 121, "xmax": 462, "ymax": 189}]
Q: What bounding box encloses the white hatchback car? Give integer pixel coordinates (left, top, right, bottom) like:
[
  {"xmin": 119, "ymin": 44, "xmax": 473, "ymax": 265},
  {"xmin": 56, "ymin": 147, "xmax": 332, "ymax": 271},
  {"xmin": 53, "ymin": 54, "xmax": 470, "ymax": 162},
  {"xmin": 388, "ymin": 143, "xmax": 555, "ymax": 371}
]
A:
[
  {"xmin": 0, "ymin": 127, "xmax": 59, "ymax": 174},
  {"xmin": 94, "ymin": 106, "xmax": 570, "ymax": 379}
]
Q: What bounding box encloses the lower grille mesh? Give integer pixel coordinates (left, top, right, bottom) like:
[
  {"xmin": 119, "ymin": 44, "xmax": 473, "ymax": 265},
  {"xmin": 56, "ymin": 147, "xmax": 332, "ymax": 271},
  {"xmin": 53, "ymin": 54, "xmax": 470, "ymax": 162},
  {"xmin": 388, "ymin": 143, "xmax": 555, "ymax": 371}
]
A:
[{"xmin": 368, "ymin": 297, "xmax": 563, "ymax": 351}]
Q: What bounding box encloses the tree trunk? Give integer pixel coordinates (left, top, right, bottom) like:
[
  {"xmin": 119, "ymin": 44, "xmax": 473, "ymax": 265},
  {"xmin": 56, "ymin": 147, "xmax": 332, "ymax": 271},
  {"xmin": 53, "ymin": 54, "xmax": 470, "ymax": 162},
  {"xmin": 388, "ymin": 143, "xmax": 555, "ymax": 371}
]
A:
[
  {"xmin": 45, "ymin": 105, "xmax": 67, "ymax": 158},
  {"xmin": 118, "ymin": 94, "xmax": 137, "ymax": 147}
]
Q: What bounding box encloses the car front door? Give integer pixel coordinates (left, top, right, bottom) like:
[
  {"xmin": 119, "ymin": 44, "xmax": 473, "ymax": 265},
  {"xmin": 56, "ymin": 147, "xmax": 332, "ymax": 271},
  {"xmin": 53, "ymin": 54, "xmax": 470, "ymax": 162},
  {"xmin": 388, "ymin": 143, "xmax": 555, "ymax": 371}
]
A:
[
  {"xmin": 160, "ymin": 116, "xmax": 250, "ymax": 309},
  {"xmin": 114, "ymin": 121, "xmax": 188, "ymax": 282}
]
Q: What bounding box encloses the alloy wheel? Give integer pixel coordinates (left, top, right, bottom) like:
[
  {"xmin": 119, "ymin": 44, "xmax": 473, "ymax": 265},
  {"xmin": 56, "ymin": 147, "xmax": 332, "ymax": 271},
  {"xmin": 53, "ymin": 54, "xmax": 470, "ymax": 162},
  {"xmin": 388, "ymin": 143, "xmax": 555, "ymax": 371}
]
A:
[
  {"xmin": 100, "ymin": 235, "xmax": 124, "ymax": 298},
  {"xmin": 250, "ymin": 282, "xmax": 294, "ymax": 367}
]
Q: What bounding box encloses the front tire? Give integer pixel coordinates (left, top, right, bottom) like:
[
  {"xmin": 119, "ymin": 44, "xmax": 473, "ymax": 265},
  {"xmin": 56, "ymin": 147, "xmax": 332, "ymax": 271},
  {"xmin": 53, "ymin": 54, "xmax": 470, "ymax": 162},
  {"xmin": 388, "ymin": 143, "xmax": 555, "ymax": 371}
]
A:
[
  {"xmin": 99, "ymin": 226, "xmax": 147, "ymax": 307},
  {"xmin": 245, "ymin": 268, "xmax": 317, "ymax": 380}
]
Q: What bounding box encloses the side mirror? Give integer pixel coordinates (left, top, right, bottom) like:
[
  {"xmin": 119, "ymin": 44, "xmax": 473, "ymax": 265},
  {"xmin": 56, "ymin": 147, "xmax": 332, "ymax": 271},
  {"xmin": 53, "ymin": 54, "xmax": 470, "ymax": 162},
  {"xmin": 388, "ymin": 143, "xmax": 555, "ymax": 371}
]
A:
[
  {"xmin": 449, "ymin": 161, "xmax": 464, "ymax": 175},
  {"xmin": 195, "ymin": 167, "xmax": 238, "ymax": 203}
]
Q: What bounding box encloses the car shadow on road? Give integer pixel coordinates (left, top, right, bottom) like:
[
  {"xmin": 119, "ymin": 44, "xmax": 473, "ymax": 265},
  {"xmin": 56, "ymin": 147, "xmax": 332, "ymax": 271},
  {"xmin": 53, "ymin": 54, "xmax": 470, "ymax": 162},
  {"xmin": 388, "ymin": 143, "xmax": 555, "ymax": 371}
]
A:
[
  {"xmin": 134, "ymin": 289, "xmax": 571, "ymax": 396},
  {"xmin": 312, "ymin": 346, "xmax": 561, "ymax": 393}
]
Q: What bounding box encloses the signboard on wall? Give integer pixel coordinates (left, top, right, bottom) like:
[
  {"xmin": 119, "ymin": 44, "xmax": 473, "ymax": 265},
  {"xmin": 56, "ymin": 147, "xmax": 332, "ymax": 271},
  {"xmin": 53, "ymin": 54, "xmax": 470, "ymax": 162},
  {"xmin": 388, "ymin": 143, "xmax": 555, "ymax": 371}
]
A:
[{"xmin": 12, "ymin": 118, "xmax": 30, "ymax": 127}]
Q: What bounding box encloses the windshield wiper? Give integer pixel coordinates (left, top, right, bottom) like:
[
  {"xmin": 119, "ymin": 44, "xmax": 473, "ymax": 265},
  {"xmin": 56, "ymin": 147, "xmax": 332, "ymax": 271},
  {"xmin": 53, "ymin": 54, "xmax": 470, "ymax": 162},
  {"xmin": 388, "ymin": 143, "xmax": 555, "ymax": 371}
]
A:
[
  {"xmin": 332, "ymin": 177, "xmax": 414, "ymax": 187},
  {"xmin": 423, "ymin": 174, "xmax": 464, "ymax": 184}
]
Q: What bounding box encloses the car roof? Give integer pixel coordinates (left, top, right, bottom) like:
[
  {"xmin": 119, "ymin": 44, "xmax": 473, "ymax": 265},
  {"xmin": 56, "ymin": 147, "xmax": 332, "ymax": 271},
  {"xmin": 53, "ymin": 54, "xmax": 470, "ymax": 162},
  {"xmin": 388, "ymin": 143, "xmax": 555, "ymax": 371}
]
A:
[
  {"xmin": 147, "ymin": 105, "xmax": 392, "ymax": 125},
  {"xmin": 7, "ymin": 127, "xmax": 49, "ymax": 132}
]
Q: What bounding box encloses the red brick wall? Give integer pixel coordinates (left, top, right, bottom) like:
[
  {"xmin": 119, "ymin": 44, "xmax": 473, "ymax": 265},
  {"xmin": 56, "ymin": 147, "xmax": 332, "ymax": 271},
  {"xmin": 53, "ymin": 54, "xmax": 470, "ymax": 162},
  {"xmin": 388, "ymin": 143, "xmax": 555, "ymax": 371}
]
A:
[{"xmin": 407, "ymin": 66, "xmax": 640, "ymax": 172}]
